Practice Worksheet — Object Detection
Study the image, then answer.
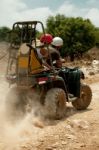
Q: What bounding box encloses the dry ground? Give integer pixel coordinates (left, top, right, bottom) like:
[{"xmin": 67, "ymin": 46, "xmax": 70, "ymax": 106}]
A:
[{"xmin": 0, "ymin": 42, "xmax": 99, "ymax": 150}]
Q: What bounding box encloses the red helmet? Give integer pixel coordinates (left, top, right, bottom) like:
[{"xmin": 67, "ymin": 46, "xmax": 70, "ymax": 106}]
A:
[{"xmin": 40, "ymin": 34, "xmax": 53, "ymax": 44}]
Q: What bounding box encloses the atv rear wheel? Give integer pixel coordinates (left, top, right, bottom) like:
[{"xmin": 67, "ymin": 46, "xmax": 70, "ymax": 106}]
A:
[
  {"xmin": 72, "ymin": 83, "xmax": 92, "ymax": 110},
  {"xmin": 44, "ymin": 88, "xmax": 67, "ymax": 119}
]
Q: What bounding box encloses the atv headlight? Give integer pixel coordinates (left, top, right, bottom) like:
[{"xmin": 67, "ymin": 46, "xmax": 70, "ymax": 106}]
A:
[{"xmin": 20, "ymin": 43, "xmax": 29, "ymax": 54}]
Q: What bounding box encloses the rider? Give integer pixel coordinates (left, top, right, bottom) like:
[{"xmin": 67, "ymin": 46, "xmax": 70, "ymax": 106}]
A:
[{"xmin": 48, "ymin": 37, "xmax": 79, "ymax": 100}]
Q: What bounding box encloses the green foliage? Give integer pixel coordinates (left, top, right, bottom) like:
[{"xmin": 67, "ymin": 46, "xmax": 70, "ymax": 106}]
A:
[
  {"xmin": 0, "ymin": 27, "xmax": 11, "ymax": 42},
  {"xmin": 0, "ymin": 15, "xmax": 98, "ymax": 61},
  {"xmin": 46, "ymin": 15, "xmax": 96, "ymax": 60},
  {"xmin": 94, "ymin": 27, "xmax": 99, "ymax": 47}
]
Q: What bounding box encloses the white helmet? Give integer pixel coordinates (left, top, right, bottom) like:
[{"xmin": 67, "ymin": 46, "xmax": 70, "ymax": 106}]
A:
[{"xmin": 51, "ymin": 37, "xmax": 63, "ymax": 47}]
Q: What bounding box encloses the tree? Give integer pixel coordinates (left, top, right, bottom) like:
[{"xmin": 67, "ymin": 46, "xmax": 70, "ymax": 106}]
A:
[
  {"xmin": 0, "ymin": 27, "xmax": 11, "ymax": 42},
  {"xmin": 94, "ymin": 27, "xmax": 99, "ymax": 47},
  {"xmin": 46, "ymin": 15, "xmax": 96, "ymax": 61}
]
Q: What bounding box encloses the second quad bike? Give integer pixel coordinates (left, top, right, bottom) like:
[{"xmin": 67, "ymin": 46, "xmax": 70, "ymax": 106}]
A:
[{"xmin": 6, "ymin": 21, "xmax": 92, "ymax": 119}]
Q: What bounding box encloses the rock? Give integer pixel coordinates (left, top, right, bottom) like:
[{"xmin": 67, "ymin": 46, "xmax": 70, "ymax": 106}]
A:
[
  {"xmin": 80, "ymin": 144, "xmax": 86, "ymax": 147},
  {"xmin": 89, "ymin": 71, "xmax": 95, "ymax": 75},
  {"xmin": 45, "ymin": 142, "xmax": 59, "ymax": 150},
  {"xmin": 86, "ymin": 61, "xmax": 92, "ymax": 65},
  {"xmin": 69, "ymin": 119, "xmax": 90, "ymax": 129},
  {"xmin": 65, "ymin": 124, "xmax": 72, "ymax": 130},
  {"xmin": 61, "ymin": 141, "xmax": 67, "ymax": 145},
  {"xmin": 51, "ymin": 142, "xmax": 59, "ymax": 147},
  {"xmin": 45, "ymin": 147, "xmax": 53, "ymax": 150},
  {"xmin": 66, "ymin": 134, "xmax": 77, "ymax": 140},
  {"xmin": 33, "ymin": 119, "xmax": 44, "ymax": 128},
  {"xmin": 92, "ymin": 60, "xmax": 99, "ymax": 66}
]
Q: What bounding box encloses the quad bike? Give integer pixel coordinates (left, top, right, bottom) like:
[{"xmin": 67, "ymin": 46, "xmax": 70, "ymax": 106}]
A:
[{"xmin": 6, "ymin": 21, "xmax": 92, "ymax": 119}]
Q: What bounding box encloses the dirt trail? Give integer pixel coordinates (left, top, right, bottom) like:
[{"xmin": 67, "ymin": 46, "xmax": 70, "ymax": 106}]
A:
[{"xmin": 0, "ymin": 42, "xmax": 99, "ymax": 150}]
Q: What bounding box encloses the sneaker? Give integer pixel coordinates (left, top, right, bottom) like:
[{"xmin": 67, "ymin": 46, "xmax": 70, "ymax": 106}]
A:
[{"xmin": 68, "ymin": 94, "xmax": 77, "ymax": 102}]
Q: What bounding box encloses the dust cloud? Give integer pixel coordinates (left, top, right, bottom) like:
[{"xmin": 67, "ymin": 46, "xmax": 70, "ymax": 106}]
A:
[
  {"xmin": 0, "ymin": 41, "xmax": 50, "ymax": 150},
  {"xmin": 0, "ymin": 81, "xmax": 45, "ymax": 150}
]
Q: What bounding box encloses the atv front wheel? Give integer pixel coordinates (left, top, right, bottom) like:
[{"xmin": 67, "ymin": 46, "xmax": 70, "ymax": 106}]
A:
[
  {"xmin": 72, "ymin": 83, "xmax": 92, "ymax": 110},
  {"xmin": 44, "ymin": 88, "xmax": 67, "ymax": 119}
]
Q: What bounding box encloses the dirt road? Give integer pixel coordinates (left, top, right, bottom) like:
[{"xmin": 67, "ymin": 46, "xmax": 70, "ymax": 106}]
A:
[{"xmin": 0, "ymin": 42, "xmax": 99, "ymax": 150}]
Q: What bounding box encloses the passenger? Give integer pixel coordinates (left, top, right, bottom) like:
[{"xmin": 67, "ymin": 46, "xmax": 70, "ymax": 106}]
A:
[{"xmin": 47, "ymin": 36, "xmax": 64, "ymax": 68}]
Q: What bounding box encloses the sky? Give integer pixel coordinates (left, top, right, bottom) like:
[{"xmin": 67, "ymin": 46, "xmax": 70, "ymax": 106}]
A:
[{"xmin": 0, "ymin": 0, "xmax": 99, "ymax": 28}]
